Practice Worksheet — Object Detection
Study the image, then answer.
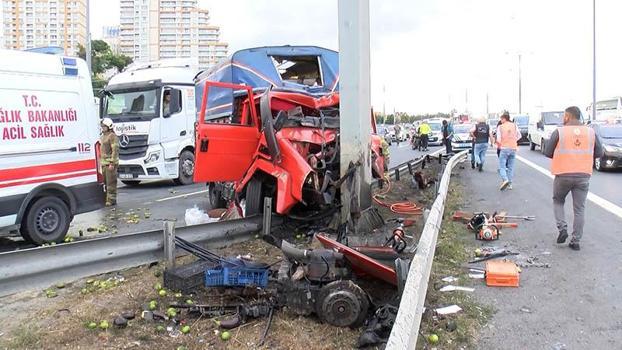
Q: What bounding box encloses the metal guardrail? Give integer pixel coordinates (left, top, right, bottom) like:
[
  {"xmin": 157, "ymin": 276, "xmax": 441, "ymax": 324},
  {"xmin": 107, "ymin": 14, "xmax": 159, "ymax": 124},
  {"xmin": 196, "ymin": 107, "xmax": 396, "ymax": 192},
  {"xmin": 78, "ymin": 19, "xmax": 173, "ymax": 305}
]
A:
[
  {"xmin": 0, "ymin": 215, "xmax": 282, "ymax": 297},
  {"xmin": 386, "ymin": 150, "xmax": 468, "ymax": 350}
]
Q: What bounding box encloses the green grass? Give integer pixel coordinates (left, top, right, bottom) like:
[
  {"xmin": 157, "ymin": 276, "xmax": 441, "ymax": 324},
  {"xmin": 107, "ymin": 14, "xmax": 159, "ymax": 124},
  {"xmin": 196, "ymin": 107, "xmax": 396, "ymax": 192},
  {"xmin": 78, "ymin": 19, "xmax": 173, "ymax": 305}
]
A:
[{"xmin": 417, "ymin": 182, "xmax": 494, "ymax": 349}]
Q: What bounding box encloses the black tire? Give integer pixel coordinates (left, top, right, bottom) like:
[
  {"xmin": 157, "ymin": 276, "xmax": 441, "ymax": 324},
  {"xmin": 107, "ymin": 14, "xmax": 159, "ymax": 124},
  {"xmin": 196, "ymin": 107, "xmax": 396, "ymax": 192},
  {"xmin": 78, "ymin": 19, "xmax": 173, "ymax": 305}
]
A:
[
  {"xmin": 174, "ymin": 150, "xmax": 194, "ymax": 185},
  {"xmin": 244, "ymin": 177, "xmax": 263, "ymax": 216},
  {"xmin": 208, "ymin": 183, "xmax": 226, "ymax": 209},
  {"xmin": 20, "ymin": 196, "xmax": 71, "ymax": 245},
  {"xmin": 529, "ymin": 140, "xmax": 536, "ymax": 151},
  {"xmin": 121, "ymin": 180, "xmax": 141, "ymax": 186}
]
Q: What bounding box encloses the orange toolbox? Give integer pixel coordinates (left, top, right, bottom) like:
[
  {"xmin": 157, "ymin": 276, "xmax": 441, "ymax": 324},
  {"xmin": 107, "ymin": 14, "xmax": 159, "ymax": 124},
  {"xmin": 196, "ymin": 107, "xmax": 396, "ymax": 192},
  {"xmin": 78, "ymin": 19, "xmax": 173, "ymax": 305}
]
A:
[{"xmin": 485, "ymin": 260, "xmax": 520, "ymax": 287}]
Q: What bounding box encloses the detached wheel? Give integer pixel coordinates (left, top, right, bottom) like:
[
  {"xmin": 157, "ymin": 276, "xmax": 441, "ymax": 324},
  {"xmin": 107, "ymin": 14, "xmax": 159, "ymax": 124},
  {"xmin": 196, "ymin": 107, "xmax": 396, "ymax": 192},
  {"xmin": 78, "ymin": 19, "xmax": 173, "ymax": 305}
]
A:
[
  {"xmin": 244, "ymin": 177, "xmax": 263, "ymax": 216},
  {"xmin": 121, "ymin": 180, "xmax": 141, "ymax": 186},
  {"xmin": 174, "ymin": 150, "xmax": 195, "ymax": 185},
  {"xmin": 208, "ymin": 182, "xmax": 227, "ymax": 209},
  {"xmin": 21, "ymin": 196, "xmax": 71, "ymax": 245}
]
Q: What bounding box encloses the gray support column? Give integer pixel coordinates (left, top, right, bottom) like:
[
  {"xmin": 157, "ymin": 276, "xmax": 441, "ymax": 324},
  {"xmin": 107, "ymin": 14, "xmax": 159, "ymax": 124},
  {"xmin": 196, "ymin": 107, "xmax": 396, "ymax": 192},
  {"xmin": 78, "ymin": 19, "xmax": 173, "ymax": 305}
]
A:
[{"xmin": 338, "ymin": 0, "xmax": 372, "ymax": 226}]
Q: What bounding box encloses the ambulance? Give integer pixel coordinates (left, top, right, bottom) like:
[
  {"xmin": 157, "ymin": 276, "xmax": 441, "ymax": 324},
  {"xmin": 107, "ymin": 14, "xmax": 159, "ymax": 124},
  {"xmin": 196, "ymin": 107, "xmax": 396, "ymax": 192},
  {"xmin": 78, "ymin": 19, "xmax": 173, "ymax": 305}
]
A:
[{"xmin": 0, "ymin": 49, "xmax": 105, "ymax": 244}]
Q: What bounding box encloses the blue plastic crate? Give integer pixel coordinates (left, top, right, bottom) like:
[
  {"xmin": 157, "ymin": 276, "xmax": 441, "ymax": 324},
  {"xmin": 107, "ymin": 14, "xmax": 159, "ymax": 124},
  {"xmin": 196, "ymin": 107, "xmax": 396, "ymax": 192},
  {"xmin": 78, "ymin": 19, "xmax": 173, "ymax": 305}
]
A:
[{"xmin": 205, "ymin": 266, "xmax": 268, "ymax": 288}]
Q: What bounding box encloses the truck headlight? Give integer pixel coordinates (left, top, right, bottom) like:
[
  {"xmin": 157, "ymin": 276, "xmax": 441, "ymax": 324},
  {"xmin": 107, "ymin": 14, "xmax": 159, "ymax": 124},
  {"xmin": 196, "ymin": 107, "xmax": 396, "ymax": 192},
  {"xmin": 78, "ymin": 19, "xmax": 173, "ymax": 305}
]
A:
[{"xmin": 144, "ymin": 151, "xmax": 161, "ymax": 164}]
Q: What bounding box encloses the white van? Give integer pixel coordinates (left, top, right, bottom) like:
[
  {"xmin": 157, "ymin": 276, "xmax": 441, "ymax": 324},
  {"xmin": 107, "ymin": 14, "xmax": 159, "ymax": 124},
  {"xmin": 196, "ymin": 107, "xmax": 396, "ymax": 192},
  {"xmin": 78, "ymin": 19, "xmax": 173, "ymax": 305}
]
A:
[
  {"xmin": 587, "ymin": 97, "xmax": 622, "ymax": 122},
  {"xmin": 0, "ymin": 50, "xmax": 104, "ymax": 244},
  {"xmin": 100, "ymin": 59, "xmax": 197, "ymax": 186},
  {"xmin": 528, "ymin": 111, "xmax": 564, "ymax": 153}
]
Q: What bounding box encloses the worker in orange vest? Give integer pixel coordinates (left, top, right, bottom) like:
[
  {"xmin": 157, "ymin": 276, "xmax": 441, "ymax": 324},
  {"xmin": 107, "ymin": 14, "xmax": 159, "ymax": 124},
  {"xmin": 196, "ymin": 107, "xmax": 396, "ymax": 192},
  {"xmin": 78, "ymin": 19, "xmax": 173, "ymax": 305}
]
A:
[
  {"xmin": 495, "ymin": 112, "xmax": 521, "ymax": 190},
  {"xmin": 544, "ymin": 106, "xmax": 603, "ymax": 251}
]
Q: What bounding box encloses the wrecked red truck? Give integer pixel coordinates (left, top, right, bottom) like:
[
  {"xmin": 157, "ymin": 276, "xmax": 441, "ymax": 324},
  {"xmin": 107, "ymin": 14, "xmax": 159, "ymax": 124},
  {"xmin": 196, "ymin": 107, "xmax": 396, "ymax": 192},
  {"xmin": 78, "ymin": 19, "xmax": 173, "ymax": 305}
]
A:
[{"xmin": 193, "ymin": 46, "xmax": 386, "ymax": 216}]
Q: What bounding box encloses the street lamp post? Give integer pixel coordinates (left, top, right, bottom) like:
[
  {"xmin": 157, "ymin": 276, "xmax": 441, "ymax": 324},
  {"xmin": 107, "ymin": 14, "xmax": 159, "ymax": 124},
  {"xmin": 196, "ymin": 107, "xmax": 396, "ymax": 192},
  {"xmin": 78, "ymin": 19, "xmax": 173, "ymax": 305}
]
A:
[
  {"xmin": 85, "ymin": 0, "xmax": 92, "ymax": 74},
  {"xmin": 592, "ymin": 0, "xmax": 596, "ymax": 121},
  {"xmin": 518, "ymin": 53, "xmax": 522, "ymax": 114}
]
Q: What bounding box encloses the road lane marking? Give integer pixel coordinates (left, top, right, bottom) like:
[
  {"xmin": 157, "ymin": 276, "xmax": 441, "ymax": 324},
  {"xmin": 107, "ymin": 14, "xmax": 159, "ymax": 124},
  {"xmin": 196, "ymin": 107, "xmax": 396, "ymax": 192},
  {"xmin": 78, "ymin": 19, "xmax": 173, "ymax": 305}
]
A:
[
  {"xmin": 516, "ymin": 155, "xmax": 622, "ymax": 219},
  {"xmin": 156, "ymin": 189, "xmax": 209, "ymax": 202}
]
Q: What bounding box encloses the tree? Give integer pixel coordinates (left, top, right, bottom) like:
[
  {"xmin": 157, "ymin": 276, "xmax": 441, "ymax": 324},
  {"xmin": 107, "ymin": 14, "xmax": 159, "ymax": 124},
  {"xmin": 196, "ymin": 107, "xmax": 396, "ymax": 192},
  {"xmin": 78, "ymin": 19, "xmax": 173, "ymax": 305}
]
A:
[{"xmin": 78, "ymin": 40, "xmax": 133, "ymax": 76}]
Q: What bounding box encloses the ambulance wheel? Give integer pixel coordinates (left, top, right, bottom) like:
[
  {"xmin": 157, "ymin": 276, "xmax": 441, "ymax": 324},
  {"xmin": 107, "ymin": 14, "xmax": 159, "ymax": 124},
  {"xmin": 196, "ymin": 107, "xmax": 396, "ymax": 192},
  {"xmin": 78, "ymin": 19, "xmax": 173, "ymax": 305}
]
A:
[
  {"xmin": 174, "ymin": 150, "xmax": 195, "ymax": 185},
  {"xmin": 121, "ymin": 180, "xmax": 141, "ymax": 186},
  {"xmin": 21, "ymin": 196, "xmax": 70, "ymax": 245}
]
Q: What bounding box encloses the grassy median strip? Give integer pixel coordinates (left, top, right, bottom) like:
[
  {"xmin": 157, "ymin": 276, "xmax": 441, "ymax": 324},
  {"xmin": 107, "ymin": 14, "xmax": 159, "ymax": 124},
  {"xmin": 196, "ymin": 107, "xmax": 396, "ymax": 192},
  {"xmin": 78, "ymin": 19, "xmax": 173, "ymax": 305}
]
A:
[{"xmin": 417, "ymin": 180, "xmax": 494, "ymax": 349}]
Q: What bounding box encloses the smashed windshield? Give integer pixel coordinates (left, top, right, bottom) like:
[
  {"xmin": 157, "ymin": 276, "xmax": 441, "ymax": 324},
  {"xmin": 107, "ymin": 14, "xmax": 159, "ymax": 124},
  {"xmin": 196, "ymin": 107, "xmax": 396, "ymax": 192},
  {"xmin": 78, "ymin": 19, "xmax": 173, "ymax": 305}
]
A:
[
  {"xmin": 104, "ymin": 89, "xmax": 159, "ymax": 120},
  {"xmin": 271, "ymin": 55, "xmax": 323, "ymax": 87}
]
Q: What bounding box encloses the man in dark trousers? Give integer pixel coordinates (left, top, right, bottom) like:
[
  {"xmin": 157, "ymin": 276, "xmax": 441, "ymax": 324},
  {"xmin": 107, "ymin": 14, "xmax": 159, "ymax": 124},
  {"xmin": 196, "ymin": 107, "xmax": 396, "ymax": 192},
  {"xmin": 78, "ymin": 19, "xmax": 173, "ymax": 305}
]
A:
[
  {"xmin": 544, "ymin": 106, "xmax": 603, "ymax": 251},
  {"xmin": 442, "ymin": 120, "xmax": 453, "ymax": 154},
  {"xmin": 470, "ymin": 116, "xmax": 490, "ymax": 171}
]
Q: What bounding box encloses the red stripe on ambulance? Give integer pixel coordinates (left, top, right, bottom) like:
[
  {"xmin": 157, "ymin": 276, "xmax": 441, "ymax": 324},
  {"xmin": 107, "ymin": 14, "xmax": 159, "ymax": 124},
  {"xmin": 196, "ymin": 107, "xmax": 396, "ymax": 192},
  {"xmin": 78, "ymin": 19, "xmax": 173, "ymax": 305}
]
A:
[{"xmin": 0, "ymin": 159, "xmax": 96, "ymax": 182}]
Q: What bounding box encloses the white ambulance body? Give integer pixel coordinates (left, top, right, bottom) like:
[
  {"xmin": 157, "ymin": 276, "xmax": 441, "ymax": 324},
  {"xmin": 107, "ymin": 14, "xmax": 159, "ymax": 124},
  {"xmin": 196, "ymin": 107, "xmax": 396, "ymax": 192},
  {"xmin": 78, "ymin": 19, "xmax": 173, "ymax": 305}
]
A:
[
  {"xmin": 100, "ymin": 59, "xmax": 197, "ymax": 186},
  {"xmin": 0, "ymin": 49, "xmax": 104, "ymax": 244}
]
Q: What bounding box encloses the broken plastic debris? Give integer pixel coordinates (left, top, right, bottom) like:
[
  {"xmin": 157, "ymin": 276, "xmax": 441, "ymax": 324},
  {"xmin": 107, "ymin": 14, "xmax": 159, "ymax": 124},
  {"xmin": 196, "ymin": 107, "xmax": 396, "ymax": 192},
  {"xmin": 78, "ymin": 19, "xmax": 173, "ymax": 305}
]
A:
[
  {"xmin": 439, "ymin": 285, "xmax": 475, "ymax": 293},
  {"xmin": 468, "ymin": 273, "xmax": 485, "ymax": 279},
  {"xmin": 441, "ymin": 276, "xmax": 458, "ymax": 283},
  {"xmin": 435, "ymin": 305, "xmax": 462, "ymax": 315},
  {"xmin": 185, "ymin": 206, "xmax": 219, "ymax": 226}
]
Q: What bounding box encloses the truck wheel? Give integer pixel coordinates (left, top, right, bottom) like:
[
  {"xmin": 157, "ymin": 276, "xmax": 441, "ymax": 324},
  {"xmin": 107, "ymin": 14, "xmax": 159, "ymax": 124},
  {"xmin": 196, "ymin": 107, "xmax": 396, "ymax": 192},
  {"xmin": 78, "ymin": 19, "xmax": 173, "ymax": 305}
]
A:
[
  {"xmin": 121, "ymin": 180, "xmax": 141, "ymax": 186},
  {"xmin": 208, "ymin": 183, "xmax": 226, "ymax": 209},
  {"xmin": 245, "ymin": 178, "xmax": 263, "ymax": 216},
  {"xmin": 21, "ymin": 196, "xmax": 71, "ymax": 245},
  {"xmin": 174, "ymin": 150, "xmax": 194, "ymax": 185}
]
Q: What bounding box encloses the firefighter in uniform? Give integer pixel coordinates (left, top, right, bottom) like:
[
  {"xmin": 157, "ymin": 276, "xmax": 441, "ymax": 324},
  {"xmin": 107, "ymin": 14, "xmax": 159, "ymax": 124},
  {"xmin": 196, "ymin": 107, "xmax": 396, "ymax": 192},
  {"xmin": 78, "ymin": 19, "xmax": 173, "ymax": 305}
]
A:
[
  {"xmin": 100, "ymin": 118, "xmax": 119, "ymax": 206},
  {"xmin": 544, "ymin": 106, "xmax": 603, "ymax": 251}
]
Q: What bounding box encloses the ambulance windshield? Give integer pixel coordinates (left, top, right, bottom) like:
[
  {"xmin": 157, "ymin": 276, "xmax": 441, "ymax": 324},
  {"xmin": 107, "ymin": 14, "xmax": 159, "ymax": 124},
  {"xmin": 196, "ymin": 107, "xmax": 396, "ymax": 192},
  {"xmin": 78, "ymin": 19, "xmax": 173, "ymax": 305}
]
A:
[{"xmin": 104, "ymin": 89, "xmax": 159, "ymax": 120}]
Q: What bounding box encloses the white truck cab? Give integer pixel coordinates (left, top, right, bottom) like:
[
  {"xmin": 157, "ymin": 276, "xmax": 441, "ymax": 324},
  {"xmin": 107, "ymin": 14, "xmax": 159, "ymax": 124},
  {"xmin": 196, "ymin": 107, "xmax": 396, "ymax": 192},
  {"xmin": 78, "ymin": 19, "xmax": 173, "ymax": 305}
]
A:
[
  {"xmin": 0, "ymin": 49, "xmax": 104, "ymax": 244},
  {"xmin": 100, "ymin": 59, "xmax": 197, "ymax": 185},
  {"xmin": 528, "ymin": 110, "xmax": 564, "ymax": 153}
]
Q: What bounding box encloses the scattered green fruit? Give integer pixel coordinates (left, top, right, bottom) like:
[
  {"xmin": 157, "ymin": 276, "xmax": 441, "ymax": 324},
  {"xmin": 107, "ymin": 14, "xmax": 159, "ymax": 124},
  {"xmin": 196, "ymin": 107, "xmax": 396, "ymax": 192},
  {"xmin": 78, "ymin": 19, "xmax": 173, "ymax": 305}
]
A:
[
  {"xmin": 475, "ymin": 248, "xmax": 482, "ymax": 257},
  {"xmin": 185, "ymin": 299, "xmax": 194, "ymax": 305},
  {"xmin": 55, "ymin": 282, "xmax": 65, "ymax": 289},
  {"xmin": 428, "ymin": 334, "xmax": 439, "ymax": 344},
  {"xmin": 176, "ymin": 346, "xmax": 188, "ymax": 350},
  {"xmin": 154, "ymin": 283, "xmax": 162, "ymax": 290},
  {"xmin": 220, "ymin": 330, "xmax": 231, "ymax": 341},
  {"xmin": 158, "ymin": 289, "xmax": 167, "ymax": 297},
  {"xmin": 156, "ymin": 325, "xmax": 165, "ymax": 332},
  {"xmin": 181, "ymin": 325, "xmax": 190, "ymax": 334},
  {"xmin": 87, "ymin": 322, "xmax": 97, "ymax": 329},
  {"xmin": 81, "ymin": 288, "xmax": 89, "ymax": 294},
  {"xmin": 166, "ymin": 307, "xmax": 177, "ymax": 317},
  {"xmin": 86, "ymin": 279, "xmax": 94, "ymax": 284},
  {"xmin": 174, "ymin": 292, "xmax": 182, "ymax": 298},
  {"xmin": 99, "ymin": 320, "xmax": 110, "ymax": 330}
]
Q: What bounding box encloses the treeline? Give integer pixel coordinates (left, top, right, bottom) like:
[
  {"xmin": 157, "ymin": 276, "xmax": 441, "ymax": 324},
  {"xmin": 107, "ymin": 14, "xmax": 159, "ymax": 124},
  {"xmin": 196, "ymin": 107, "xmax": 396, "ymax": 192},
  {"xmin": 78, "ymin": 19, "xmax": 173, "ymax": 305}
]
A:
[{"xmin": 377, "ymin": 112, "xmax": 451, "ymax": 124}]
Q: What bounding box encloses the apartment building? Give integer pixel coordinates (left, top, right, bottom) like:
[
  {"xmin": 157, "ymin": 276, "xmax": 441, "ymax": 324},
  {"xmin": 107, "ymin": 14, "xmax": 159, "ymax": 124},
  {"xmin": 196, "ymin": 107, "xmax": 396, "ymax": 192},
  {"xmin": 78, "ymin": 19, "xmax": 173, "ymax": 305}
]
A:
[
  {"xmin": 0, "ymin": 0, "xmax": 87, "ymax": 55},
  {"xmin": 119, "ymin": 0, "xmax": 228, "ymax": 69},
  {"xmin": 101, "ymin": 25, "xmax": 120, "ymax": 53}
]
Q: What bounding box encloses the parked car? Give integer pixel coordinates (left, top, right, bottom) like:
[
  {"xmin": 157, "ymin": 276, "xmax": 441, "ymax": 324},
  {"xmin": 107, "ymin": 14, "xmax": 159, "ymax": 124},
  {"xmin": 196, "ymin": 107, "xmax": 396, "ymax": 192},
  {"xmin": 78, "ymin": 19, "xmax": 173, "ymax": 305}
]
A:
[
  {"xmin": 512, "ymin": 115, "xmax": 530, "ymax": 144},
  {"xmin": 528, "ymin": 111, "xmax": 564, "ymax": 153},
  {"xmin": 450, "ymin": 124, "xmax": 474, "ymax": 150},
  {"xmin": 426, "ymin": 119, "xmax": 444, "ymax": 145},
  {"xmin": 590, "ymin": 120, "xmax": 622, "ymax": 171}
]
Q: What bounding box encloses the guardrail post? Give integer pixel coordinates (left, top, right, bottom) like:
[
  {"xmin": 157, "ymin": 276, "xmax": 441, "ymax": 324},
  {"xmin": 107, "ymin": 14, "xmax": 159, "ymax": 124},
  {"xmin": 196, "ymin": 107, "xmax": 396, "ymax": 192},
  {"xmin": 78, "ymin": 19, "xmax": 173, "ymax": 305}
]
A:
[
  {"xmin": 263, "ymin": 197, "xmax": 272, "ymax": 236},
  {"xmin": 163, "ymin": 221, "xmax": 176, "ymax": 268},
  {"xmin": 394, "ymin": 168, "xmax": 400, "ymax": 181},
  {"xmin": 407, "ymin": 162, "xmax": 413, "ymax": 175}
]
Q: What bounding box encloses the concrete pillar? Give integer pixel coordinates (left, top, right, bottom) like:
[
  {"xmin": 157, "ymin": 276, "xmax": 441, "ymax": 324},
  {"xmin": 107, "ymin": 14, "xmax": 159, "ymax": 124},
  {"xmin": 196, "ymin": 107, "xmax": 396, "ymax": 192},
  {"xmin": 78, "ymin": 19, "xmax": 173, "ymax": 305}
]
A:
[{"xmin": 338, "ymin": 0, "xmax": 372, "ymax": 225}]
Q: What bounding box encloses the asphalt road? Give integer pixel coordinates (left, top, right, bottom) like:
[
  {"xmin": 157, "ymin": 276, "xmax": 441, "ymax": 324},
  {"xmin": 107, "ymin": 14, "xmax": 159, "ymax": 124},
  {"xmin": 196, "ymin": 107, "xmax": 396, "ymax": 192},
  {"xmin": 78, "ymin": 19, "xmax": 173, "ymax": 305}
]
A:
[
  {"xmin": 459, "ymin": 146, "xmax": 622, "ymax": 349},
  {"xmin": 0, "ymin": 144, "xmax": 438, "ymax": 253}
]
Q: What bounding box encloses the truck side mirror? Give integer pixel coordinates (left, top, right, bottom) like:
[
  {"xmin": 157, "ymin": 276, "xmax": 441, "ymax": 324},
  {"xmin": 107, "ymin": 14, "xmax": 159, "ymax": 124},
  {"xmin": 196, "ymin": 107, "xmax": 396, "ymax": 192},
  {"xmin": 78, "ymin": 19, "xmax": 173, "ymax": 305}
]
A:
[{"xmin": 163, "ymin": 88, "xmax": 182, "ymax": 118}]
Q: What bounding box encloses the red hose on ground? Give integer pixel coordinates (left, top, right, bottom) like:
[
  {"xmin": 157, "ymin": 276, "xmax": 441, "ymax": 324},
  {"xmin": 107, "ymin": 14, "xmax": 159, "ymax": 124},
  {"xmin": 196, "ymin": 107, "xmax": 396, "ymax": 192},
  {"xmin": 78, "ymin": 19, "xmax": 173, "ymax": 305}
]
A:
[{"xmin": 373, "ymin": 175, "xmax": 423, "ymax": 216}]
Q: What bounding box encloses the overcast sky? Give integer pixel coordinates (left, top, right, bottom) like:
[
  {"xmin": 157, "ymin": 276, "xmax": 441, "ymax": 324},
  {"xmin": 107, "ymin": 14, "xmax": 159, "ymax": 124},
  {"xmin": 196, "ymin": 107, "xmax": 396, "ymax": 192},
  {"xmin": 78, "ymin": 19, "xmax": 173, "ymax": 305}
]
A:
[{"xmin": 91, "ymin": 0, "xmax": 622, "ymax": 116}]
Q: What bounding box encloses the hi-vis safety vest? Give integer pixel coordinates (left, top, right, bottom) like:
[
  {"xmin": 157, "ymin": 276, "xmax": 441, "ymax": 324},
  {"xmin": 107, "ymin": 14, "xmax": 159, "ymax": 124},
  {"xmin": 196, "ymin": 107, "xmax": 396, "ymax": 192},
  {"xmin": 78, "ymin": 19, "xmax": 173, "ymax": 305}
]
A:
[
  {"xmin": 499, "ymin": 122, "xmax": 518, "ymax": 150},
  {"xmin": 551, "ymin": 126, "xmax": 595, "ymax": 175},
  {"xmin": 419, "ymin": 123, "xmax": 431, "ymax": 135}
]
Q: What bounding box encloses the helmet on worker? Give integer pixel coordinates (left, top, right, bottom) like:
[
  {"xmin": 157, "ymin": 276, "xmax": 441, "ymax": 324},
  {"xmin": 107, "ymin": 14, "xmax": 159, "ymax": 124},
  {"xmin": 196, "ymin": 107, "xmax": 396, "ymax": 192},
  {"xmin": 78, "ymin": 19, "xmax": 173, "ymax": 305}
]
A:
[{"xmin": 101, "ymin": 118, "xmax": 114, "ymax": 130}]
